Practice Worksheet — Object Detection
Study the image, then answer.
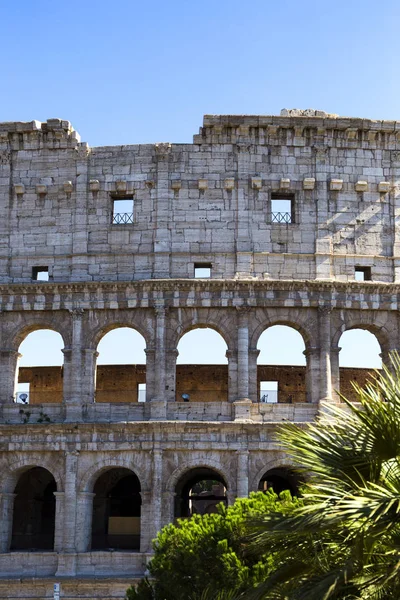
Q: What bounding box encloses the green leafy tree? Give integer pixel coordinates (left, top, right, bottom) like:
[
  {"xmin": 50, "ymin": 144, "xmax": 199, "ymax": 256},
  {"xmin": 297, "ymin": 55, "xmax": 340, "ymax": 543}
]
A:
[
  {"xmin": 126, "ymin": 491, "xmax": 301, "ymax": 600},
  {"xmin": 243, "ymin": 356, "xmax": 400, "ymax": 600}
]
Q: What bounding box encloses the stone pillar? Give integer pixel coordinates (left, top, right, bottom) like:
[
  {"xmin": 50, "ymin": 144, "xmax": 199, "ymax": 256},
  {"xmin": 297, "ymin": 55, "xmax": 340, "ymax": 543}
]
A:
[
  {"xmin": 226, "ymin": 350, "xmax": 237, "ymax": 403},
  {"xmin": 154, "ymin": 306, "xmax": 166, "ymax": 399},
  {"xmin": 82, "ymin": 349, "xmax": 98, "ymax": 404},
  {"xmin": 153, "ymin": 143, "xmax": 172, "ymax": 278},
  {"xmin": 140, "ymin": 491, "xmax": 152, "ymax": 552},
  {"xmin": 248, "ymin": 349, "xmax": 260, "ymax": 402},
  {"xmin": 144, "ymin": 348, "xmax": 156, "ymax": 401},
  {"xmin": 53, "ymin": 492, "xmax": 65, "ymax": 552},
  {"xmin": 0, "ymin": 493, "xmax": 16, "ymax": 552},
  {"xmin": 304, "ymin": 347, "xmax": 320, "ymax": 403},
  {"xmin": 0, "ymin": 350, "xmax": 20, "ymax": 405},
  {"xmin": 236, "ymin": 450, "xmax": 249, "ymax": 498},
  {"xmin": 331, "ymin": 346, "xmax": 341, "ymax": 402},
  {"xmin": 63, "ymin": 452, "xmax": 78, "ymax": 552},
  {"xmin": 150, "ymin": 306, "xmax": 168, "ymax": 419},
  {"xmin": 226, "ymin": 490, "xmax": 236, "ymax": 506},
  {"xmin": 71, "ymin": 147, "xmax": 89, "ymax": 281},
  {"xmin": 165, "ymin": 348, "xmax": 178, "ymax": 402},
  {"xmin": 75, "ymin": 492, "xmax": 95, "ymax": 553},
  {"xmin": 143, "ymin": 450, "xmax": 163, "ymax": 551},
  {"xmin": 63, "ymin": 310, "xmax": 85, "ymax": 421},
  {"xmin": 237, "ymin": 308, "xmax": 250, "ymax": 399},
  {"xmin": 315, "ymin": 147, "xmax": 333, "ymax": 280},
  {"xmin": 235, "ymin": 143, "xmax": 253, "ymax": 277},
  {"xmin": 318, "ymin": 307, "xmax": 333, "ymax": 402}
]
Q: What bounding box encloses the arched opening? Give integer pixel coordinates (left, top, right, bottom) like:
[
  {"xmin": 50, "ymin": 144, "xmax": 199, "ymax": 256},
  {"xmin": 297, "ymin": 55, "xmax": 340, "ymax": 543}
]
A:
[
  {"xmin": 174, "ymin": 467, "xmax": 228, "ymax": 519},
  {"xmin": 91, "ymin": 468, "xmax": 141, "ymax": 551},
  {"xmin": 257, "ymin": 325, "xmax": 307, "ymax": 403},
  {"xmin": 16, "ymin": 329, "xmax": 64, "ymax": 404},
  {"xmin": 176, "ymin": 328, "xmax": 228, "ymax": 402},
  {"xmin": 258, "ymin": 467, "xmax": 301, "ymax": 497},
  {"xmin": 338, "ymin": 328, "xmax": 382, "ymax": 401},
  {"xmin": 11, "ymin": 467, "xmax": 56, "ymax": 551},
  {"xmin": 96, "ymin": 327, "xmax": 147, "ymax": 402}
]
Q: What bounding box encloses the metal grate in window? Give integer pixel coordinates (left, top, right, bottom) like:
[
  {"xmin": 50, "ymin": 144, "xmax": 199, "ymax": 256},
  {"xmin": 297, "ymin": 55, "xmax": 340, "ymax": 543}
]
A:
[
  {"xmin": 271, "ymin": 212, "xmax": 292, "ymax": 224},
  {"xmin": 112, "ymin": 212, "xmax": 134, "ymax": 225}
]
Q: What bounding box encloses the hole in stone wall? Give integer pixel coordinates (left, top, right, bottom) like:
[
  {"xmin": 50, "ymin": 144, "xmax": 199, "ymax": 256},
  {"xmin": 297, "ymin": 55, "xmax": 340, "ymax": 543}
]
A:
[
  {"xmin": 91, "ymin": 468, "xmax": 141, "ymax": 551},
  {"xmin": 257, "ymin": 325, "xmax": 306, "ymax": 403},
  {"xmin": 17, "ymin": 330, "xmax": 64, "ymax": 404},
  {"xmin": 338, "ymin": 328, "xmax": 382, "ymax": 401},
  {"xmin": 95, "ymin": 327, "xmax": 146, "ymax": 403},
  {"xmin": 32, "ymin": 266, "xmax": 49, "ymax": 281},
  {"xmin": 11, "ymin": 467, "xmax": 56, "ymax": 551},
  {"xmin": 174, "ymin": 467, "xmax": 227, "ymax": 519},
  {"xmin": 176, "ymin": 328, "xmax": 228, "ymax": 402}
]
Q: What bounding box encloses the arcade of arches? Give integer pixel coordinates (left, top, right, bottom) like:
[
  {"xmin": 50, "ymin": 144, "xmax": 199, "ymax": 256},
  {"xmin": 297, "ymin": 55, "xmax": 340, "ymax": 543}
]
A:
[
  {"xmin": 2, "ymin": 463, "xmax": 298, "ymax": 554},
  {"xmin": 12, "ymin": 321, "xmax": 384, "ymax": 406}
]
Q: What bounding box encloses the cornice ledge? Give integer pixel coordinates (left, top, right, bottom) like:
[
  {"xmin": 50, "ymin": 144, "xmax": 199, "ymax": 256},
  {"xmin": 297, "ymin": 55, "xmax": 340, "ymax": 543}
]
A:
[{"xmin": 0, "ymin": 278, "xmax": 398, "ymax": 296}]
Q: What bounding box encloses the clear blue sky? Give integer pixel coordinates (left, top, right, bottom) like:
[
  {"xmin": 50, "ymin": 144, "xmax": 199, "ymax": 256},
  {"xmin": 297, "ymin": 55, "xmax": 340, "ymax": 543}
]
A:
[
  {"xmin": 3, "ymin": 0, "xmax": 386, "ymax": 375},
  {"xmin": 2, "ymin": 0, "xmax": 400, "ymax": 147}
]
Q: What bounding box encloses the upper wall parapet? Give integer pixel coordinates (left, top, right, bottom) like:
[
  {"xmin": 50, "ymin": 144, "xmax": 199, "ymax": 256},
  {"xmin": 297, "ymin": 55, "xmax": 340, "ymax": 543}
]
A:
[
  {"xmin": 0, "ymin": 118, "xmax": 83, "ymax": 150},
  {"xmin": 194, "ymin": 110, "xmax": 400, "ymax": 149}
]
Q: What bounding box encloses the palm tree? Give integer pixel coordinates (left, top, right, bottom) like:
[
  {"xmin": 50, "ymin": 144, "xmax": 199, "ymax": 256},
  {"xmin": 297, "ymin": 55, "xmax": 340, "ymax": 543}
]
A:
[{"xmin": 241, "ymin": 354, "xmax": 400, "ymax": 600}]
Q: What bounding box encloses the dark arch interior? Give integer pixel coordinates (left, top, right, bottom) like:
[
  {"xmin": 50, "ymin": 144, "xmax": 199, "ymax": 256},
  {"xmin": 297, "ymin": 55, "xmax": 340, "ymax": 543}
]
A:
[
  {"xmin": 11, "ymin": 466, "xmax": 56, "ymax": 551},
  {"xmin": 174, "ymin": 467, "xmax": 227, "ymax": 518},
  {"xmin": 258, "ymin": 467, "xmax": 301, "ymax": 497},
  {"xmin": 91, "ymin": 468, "xmax": 141, "ymax": 551}
]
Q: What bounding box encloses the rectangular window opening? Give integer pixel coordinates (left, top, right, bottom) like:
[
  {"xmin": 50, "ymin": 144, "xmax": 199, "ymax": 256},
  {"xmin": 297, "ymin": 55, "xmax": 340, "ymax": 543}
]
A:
[
  {"xmin": 355, "ymin": 266, "xmax": 371, "ymax": 281},
  {"xmin": 194, "ymin": 263, "xmax": 212, "ymax": 278},
  {"xmin": 16, "ymin": 382, "xmax": 30, "ymax": 404},
  {"xmin": 271, "ymin": 194, "xmax": 294, "ymax": 224},
  {"xmin": 138, "ymin": 383, "xmax": 146, "ymax": 403},
  {"xmin": 112, "ymin": 197, "xmax": 134, "ymax": 225},
  {"xmin": 260, "ymin": 381, "xmax": 278, "ymax": 403},
  {"xmin": 32, "ymin": 266, "xmax": 49, "ymax": 281}
]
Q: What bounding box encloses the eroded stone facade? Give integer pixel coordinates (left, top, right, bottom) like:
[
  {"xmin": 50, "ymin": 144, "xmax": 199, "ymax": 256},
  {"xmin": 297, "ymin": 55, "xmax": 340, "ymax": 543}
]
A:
[{"xmin": 0, "ymin": 109, "xmax": 398, "ymax": 598}]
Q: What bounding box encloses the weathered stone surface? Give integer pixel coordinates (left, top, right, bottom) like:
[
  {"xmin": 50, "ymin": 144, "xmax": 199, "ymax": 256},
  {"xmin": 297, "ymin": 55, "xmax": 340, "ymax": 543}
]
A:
[{"xmin": 0, "ymin": 109, "xmax": 399, "ymax": 598}]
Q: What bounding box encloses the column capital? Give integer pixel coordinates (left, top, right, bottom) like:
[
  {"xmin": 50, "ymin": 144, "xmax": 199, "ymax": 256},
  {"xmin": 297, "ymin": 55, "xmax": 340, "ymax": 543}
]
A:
[
  {"xmin": 318, "ymin": 305, "xmax": 332, "ymax": 316},
  {"xmin": 69, "ymin": 308, "xmax": 85, "ymax": 318}
]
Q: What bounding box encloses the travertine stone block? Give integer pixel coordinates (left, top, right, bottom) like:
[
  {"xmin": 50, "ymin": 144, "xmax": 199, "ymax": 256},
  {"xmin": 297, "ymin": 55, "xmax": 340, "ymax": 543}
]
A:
[
  {"xmin": 14, "ymin": 184, "xmax": 25, "ymax": 195},
  {"xmin": 224, "ymin": 178, "xmax": 235, "ymax": 191},
  {"xmin": 63, "ymin": 181, "xmax": 73, "ymax": 193},
  {"xmin": 89, "ymin": 179, "xmax": 100, "ymax": 192},
  {"xmin": 36, "ymin": 184, "xmax": 47, "ymax": 195},
  {"xmin": 378, "ymin": 181, "xmax": 390, "ymax": 193},
  {"xmin": 198, "ymin": 179, "xmax": 208, "ymax": 190},
  {"xmin": 251, "ymin": 177, "xmax": 262, "ymax": 190},
  {"xmin": 115, "ymin": 180, "xmax": 127, "ymax": 193},
  {"xmin": 171, "ymin": 180, "xmax": 181, "ymax": 191},
  {"xmin": 303, "ymin": 178, "xmax": 315, "ymax": 190},
  {"xmin": 280, "ymin": 178, "xmax": 291, "ymax": 189},
  {"xmin": 355, "ymin": 181, "xmax": 368, "ymax": 192},
  {"xmin": 330, "ymin": 179, "xmax": 343, "ymax": 191}
]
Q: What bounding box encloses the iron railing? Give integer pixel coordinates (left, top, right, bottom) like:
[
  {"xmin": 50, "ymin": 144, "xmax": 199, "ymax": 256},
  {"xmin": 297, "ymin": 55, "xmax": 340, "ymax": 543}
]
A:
[
  {"xmin": 112, "ymin": 212, "xmax": 134, "ymax": 225},
  {"xmin": 271, "ymin": 211, "xmax": 292, "ymax": 224}
]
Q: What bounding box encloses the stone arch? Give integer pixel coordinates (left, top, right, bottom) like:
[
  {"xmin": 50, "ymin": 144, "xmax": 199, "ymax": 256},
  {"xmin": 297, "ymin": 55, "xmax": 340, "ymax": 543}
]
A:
[
  {"xmin": 78, "ymin": 457, "xmax": 148, "ymax": 493},
  {"xmin": 250, "ymin": 456, "xmax": 296, "ymax": 492},
  {"xmin": 167, "ymin": 308, "xmax": 236, "ymax": 351},
  {"xmin": 1, "ymin": 456, "xmax": 63, "ymax": 494},
  {"xmin": 250, "ymin": 309, "xmax": 315, "ymax": 351},
  {"xmin": 165, "ymin": 459, "xmax": 231, "ymax": 494},
  {"xmin": 331, "ymin": 315, "xmax": 391, "ymax": 353},
  {"xmin": 11, "ymin": 318, "xmax": 69, "ymax": 351},
  {"xmin": 91, "ymin": 321, "xmax": 152, "ymax": 351}
]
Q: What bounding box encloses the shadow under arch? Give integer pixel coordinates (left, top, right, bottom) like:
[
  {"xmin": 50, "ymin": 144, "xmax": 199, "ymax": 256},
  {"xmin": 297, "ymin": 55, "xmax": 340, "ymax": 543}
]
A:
[
  {"xmin": 11, "ymin": 466, "xmax": 57, "ymax": 551},
  {"xmin": 174, "ymin": 466, "xmax": 228, "ymax": 519},
  {"xmin": 258, "ymin": 466, "xmax": 303, "ymax": 497},
  {"xmin": 91, "ymin": 467, "xmax": 142, "ymax": 551}
]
